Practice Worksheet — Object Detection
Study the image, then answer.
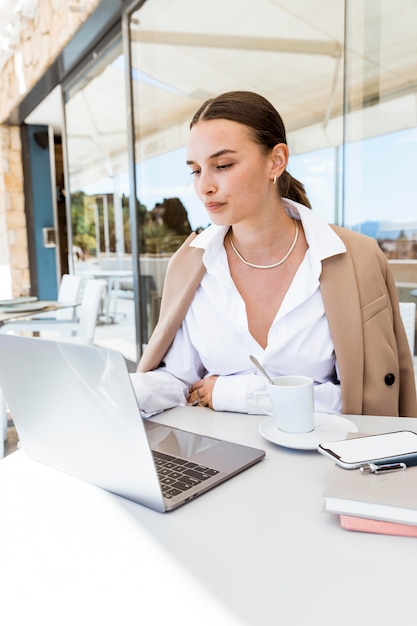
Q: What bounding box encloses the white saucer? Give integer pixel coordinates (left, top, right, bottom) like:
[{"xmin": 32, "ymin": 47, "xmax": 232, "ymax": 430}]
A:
[{"xmin": 258, "ymin": 413, "xmax": 358, "ymax": 450}]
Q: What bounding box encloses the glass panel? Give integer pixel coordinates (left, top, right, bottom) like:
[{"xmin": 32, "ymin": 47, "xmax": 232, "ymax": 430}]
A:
[
  {"xmin": 60, "ymin": 0, "xmax": 417, "ymax": 361},
  {"xmin": 344, "ymin": 0, "xmax": 417, "ymax": 302},
  {"xmin": 64, "ymin": 37, "xmax": 137, "ymax": 362},
  {"xmin": 129, "ymin": 0, "xmax": 345, "ymax": 345},
  {"xmin": 289, "ymin": 147, "xmax": 342, "ymax": 225}
]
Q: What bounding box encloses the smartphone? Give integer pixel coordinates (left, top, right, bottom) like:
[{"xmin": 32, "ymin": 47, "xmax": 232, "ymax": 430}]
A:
[{"xmin": 317, "ymin": 430, "xmax": 417, "ymax": 469}]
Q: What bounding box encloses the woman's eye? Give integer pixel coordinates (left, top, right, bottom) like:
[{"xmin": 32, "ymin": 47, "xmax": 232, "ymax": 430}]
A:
[{"xmin": 189, "ymin": 163, "xmax": 232, "ymax": 176}]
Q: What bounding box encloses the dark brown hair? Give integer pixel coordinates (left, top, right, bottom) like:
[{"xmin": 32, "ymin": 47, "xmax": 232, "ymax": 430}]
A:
[{"xmin": 190, "ymin": 91, "xmax": 311, "ymax": 208}]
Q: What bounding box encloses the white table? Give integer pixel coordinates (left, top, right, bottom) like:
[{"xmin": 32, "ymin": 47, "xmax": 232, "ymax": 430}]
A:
[
  {"xmin": 0, "ymin": 301, "xmax": 75, "ymax": 325},
  {"xmin": 1, "ymin": 409, "xmax": 417, "ymax": 626}
]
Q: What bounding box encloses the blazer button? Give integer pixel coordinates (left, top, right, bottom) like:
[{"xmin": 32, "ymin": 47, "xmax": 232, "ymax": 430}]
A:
[{"xmin": 384, "ymin": 373, "xmax": 396, "ymax": 386}]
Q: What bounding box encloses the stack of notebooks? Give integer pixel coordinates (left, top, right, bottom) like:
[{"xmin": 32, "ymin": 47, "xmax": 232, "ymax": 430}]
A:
[{"xmin": 323, "ymin": 463, "xmax": 417, "ymax": 537}]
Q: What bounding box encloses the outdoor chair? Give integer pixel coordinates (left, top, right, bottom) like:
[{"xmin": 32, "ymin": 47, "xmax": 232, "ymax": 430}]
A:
[
  {"xmin": 0, "ymin": 279, "xmax": 106, "ymax": 345},
  {"xmin": 34, "ymin": 273, "xmax": 82, "ymax": 321}
]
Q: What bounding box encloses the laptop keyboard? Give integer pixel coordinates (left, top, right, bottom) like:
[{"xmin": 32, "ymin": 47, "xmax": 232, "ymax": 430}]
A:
[{"xmin": 152, "ymin": 450, "xmax": 220, "ymax": 499}]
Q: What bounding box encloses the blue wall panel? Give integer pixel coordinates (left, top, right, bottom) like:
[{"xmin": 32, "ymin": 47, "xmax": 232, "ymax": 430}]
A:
[{"xmin": 27, "ymin": 125, "xmax": 57, "ymax": 300}]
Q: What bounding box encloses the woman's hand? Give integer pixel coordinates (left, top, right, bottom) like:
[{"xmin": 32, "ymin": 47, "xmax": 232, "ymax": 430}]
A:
[{"xmin": 188, "ymin": 376, "xmax": 218, "ymax": 409}]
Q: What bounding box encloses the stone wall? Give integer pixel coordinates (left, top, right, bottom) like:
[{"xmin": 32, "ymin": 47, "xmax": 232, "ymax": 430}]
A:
[
  {"xmin": 0, "ymin": 0, "xmax": 102, "ymax": 124},
  {"xmin": 0, "ymin": 126, "xmax": 29, "ymax": 296},
  {"xmin": 0, "ymin": 0, "xmax": 102, "ymax": 296}
]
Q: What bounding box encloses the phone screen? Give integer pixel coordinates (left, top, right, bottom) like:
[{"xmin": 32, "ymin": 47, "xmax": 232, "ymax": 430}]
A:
[{"xmin": 319, "ymin": 430, "xmax": 417, "ymax": 465}]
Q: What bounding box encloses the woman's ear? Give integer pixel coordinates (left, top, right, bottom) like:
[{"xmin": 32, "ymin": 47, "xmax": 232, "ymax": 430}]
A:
[{"xmin": 270, "ymin": 143, "xmax": 289, "ymax": 180}]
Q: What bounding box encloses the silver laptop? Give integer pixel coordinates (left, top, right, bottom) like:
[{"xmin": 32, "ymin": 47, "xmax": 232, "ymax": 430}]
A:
[{"xmin": 0, "ymin": 334, "xmax": 264, "ymax": 512}]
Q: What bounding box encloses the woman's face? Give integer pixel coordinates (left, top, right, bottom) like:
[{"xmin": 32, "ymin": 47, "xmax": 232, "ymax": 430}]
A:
[{"xmin": 186, "ymin": 119, "xmax": 282, "ymax": 227}]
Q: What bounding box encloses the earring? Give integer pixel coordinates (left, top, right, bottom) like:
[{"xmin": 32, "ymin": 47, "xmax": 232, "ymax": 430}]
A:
[{"xmin": 272, "ymin": 175, "xmax": 277, "ymax": 184}]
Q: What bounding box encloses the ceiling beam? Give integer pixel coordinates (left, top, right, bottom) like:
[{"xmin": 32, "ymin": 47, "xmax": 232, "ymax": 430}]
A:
[{"xmin": 132, "ymin": 30, "xmax": 342, "ymax": 58}]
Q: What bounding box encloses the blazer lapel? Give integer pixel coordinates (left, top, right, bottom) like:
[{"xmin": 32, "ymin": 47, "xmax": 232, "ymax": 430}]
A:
[{"xmin": 138, "ymin": 233, "xmax": 205, "ymax": 372}]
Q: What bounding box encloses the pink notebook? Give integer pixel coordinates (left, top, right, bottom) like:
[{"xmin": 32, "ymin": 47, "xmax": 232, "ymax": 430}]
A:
[{"xmin": 340, "ymin": 515, "xmax": 417, "ymax": 537}]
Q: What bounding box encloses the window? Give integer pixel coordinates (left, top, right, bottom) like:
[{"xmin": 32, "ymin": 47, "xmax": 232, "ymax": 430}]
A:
[{"xmin": 64, "ymin": 36, "xmax": 137, "ymax": 361}]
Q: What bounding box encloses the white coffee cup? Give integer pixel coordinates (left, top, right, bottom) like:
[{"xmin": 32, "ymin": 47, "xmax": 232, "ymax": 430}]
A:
[{"xmin": 255, "ymin": 375, "xmax": 314, "ymax": 433}]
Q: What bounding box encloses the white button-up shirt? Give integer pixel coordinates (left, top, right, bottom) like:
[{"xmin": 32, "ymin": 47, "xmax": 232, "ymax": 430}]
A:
[{"xmin": 131, "ymin": 200, "xmax": 346, "ymax": 417}]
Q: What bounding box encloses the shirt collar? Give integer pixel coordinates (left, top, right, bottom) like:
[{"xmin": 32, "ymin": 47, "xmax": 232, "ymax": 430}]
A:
[
  {"xmin": 282, "ymin": 198, "xmax": 346, "ymax": 261},
  {"xmin": 190, "ymin": 198, "xmax": 346, "ymax": 266},
  {"xmin": 190, "ymin": 223, "xmax": 228, "ymax": 269}
]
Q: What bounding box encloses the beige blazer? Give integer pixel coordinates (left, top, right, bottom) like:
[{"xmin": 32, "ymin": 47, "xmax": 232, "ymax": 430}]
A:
[{"xmin": 138, "ymin": 228, "xmax": 417, "ymax": 417}]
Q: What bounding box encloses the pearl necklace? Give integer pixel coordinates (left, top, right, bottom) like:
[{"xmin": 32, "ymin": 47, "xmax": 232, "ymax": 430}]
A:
[{"xmin": 228, "ymin": 219, "xmax": 299, "ymax": 269}]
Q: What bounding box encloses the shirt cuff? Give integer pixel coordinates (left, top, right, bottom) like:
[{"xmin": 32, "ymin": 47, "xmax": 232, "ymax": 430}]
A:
[
  {"xmin": 129, "ymin": 371, "xmax": 188, "ymax": 418},
  {"xmin": 313, "ymin": 381, "xmax": 342, "ymax": 414},
  {"xmin": 212, "ymin": 375, "xmax": 342, "ymax": 415},
  {"xmin": 212, "ymin": 373, "xmax": 267, "ymax": 414}
]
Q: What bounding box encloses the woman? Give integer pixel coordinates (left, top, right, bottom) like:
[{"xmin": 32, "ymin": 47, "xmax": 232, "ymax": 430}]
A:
[{"xmin": 131, "ymin": 91, "xmax": 417, "ymax": 418}]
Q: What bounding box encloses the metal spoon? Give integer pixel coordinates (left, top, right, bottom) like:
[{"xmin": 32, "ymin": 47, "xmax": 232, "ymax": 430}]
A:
[{"xmin": 249, "ymin": 355, "xmax": 275, "ymax": 385}]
